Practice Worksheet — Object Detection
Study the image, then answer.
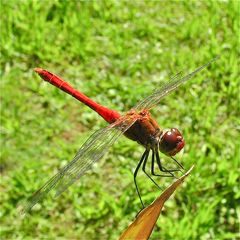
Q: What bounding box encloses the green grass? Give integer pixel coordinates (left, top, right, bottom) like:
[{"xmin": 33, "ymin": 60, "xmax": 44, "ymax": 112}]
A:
[{"xmin": 0, "ymin": 0, "xmax": 239, "ymax": 239}]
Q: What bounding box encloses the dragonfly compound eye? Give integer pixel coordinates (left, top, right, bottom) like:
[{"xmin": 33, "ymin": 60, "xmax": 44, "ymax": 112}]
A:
[{"xmin": 159, "ymin": 128, "xmax": 185, "ymax": 156}]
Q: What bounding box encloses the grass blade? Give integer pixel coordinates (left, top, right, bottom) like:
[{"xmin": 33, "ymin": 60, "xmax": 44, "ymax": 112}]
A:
[{"xmin": 119, "ymin": 166, "xmax": 194, "ymax": 240}]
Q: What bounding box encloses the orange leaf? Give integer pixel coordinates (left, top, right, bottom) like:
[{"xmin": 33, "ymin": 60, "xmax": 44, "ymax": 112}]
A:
[{"xmin": 119, "ymin": 165, "xmax": 194, "ymax": 240}]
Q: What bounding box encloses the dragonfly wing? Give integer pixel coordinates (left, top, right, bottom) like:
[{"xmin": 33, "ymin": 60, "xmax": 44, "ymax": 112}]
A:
[
  {"xmin": 23, "ymin": 117, "xmax": 137, "ymax": 213},
  {"xmin": 134, "ymin": 56, "xmax": 219, "ymax": 111}
]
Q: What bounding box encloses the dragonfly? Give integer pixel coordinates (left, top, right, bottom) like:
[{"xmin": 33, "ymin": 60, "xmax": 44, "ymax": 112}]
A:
[{"xmin": 23, "ymin": 56, "xmax": 219, "ymax": 213}]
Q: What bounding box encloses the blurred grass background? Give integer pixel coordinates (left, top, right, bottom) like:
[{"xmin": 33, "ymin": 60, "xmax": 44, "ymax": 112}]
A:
[{"xmin": 0, "ymin": 0, "xmax": 239, "ymax": 239}]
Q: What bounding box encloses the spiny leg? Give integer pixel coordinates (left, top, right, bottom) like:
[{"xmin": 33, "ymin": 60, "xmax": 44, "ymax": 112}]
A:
[
  {"xmin": 151, "ymin": 150, "xmax": 173, "ymax": 178},
  {"xmin": 171, "ymin": 156, "xmax": 185, "ymax": 170},
  {"xmin": 154, "ymin": 152, "xmax": 183, "ymax": 173},
  {"xmin": 134, "ymin": 149, "xmax": 148, "ymax": 209},
  {"xmin": 142, "ymin": 150, "xmax": 162, "ymax": 190},
  {"xmin": 155, "ymin": 150, "xmax": 177, "ymax": 178}
]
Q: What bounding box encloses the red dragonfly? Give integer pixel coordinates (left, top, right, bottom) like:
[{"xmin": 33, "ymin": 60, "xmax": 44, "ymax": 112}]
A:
[{"xmin": 23, "ymin": 57, "xmax": 218, "ymax": 213}]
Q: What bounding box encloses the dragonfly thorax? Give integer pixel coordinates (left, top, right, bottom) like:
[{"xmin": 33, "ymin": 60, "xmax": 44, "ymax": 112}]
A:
[
  {"xmin": 123, "ymin": 110, "xmax": 185, "ymax": 156},
  {"xmin": 124, "ymin": 110, "xmax": 162, "ymax": 148}
]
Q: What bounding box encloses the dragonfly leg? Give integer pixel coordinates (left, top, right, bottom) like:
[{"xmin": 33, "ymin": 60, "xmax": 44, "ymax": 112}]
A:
[
  {"xmin": 171, "ymin": 156, "xmax": 185, "ymax": 170},
  {"xmin": 142, "ymin": 150, "xmax": 162, "ymax": 190},
  {"xmin": 151, "ymin": 150, "xmax": 173, "ymax": 178},
  {"xmin": 155, "ymin": 150, "xmax": 177, "ymax": 179},
  {"xmin": 161, "ymin": 163, "xmax": 183, "ymax": 173},
  {"xmin": 134, "ymin": 149, "xmax": 148, "ymax": 209}
]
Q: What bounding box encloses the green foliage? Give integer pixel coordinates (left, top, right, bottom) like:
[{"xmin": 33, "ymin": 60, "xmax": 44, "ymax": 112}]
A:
[{"xmin": 0, "ymin": 0, "xmax": 239, "ymax": 239}]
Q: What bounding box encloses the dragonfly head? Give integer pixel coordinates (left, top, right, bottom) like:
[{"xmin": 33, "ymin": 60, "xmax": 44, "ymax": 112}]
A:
[{"xmin": 159, "ymin": 128, "xmax": 185, "ymax": 156}]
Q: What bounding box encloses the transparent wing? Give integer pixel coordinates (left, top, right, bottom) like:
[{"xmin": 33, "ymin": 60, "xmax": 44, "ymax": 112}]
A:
[
  {"xmin": 134, "ymin": 56, "xmax": 219, "ymax": 111},
  {"xmin": 23, "ymin": 117, "xmax": 137, "ymax": 213}
]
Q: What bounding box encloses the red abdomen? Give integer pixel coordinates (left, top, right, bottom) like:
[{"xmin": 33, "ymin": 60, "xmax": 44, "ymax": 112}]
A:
[{"xmin": 34, "ymin": 68, "xmax": 121, "ymax": 123}]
